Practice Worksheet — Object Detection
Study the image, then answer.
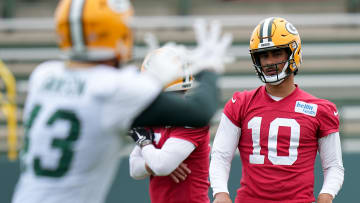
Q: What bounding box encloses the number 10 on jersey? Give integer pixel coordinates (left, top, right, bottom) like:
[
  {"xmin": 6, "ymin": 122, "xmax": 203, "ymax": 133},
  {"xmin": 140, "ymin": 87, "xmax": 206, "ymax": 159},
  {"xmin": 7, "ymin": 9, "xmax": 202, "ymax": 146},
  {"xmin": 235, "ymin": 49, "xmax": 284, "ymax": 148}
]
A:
[{"xmin": 248, "ymin": 117, "xmax": 300, "ymax": 166}]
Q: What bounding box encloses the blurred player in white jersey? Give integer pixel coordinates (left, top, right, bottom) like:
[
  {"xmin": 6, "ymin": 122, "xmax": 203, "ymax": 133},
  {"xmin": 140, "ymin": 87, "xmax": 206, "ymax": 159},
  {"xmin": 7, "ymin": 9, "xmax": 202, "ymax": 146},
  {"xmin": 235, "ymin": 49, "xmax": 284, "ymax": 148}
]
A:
[
  {"xmin": 11, "ymin": 0, "xmax": 232, "ymax": 203},
  {"xmin": 128, "ymin": 45, "xmax": 211, "ymax": 203},
  {"xmin": 210, "ymin": 17, "xmax": 344, "ymax": 203}
]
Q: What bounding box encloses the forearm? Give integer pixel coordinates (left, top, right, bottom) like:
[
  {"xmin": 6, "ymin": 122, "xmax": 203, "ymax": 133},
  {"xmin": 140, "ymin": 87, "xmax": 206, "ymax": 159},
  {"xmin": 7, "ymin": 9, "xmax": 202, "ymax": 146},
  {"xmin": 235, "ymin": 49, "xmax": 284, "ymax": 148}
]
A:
[
  {"xmin": 318, "ymin": 132, "xmax": 344, "ymax": 198},
  {"xmin": 132, "ymin": 71, "xmax": 219, "ymax": 127},
  {"xmin": 320, "ymin": 166, "xmax": 344, "ymax": 198},
  {"xmin": 210, "ymin": 151, "xmax": 233, "ymax": 195},
  {"xmin": 210, "ymin": 113, "xmax": 240, "ymax": 196},
  {"xmin": 142, "ymin": 138, "xmax": 195, "ymax": 176},
  {"xmin": 129, "ymin": 146, "xmax": 150, "ymax": 179}
]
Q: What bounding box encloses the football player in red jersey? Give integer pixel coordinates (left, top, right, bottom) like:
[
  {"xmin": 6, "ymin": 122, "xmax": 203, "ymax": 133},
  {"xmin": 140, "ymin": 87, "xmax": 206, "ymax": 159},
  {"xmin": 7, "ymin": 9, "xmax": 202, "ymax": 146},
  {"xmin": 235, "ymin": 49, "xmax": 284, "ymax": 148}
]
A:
[
  {"xmin": 129, "ymin": 45, "xmax": 211, "ymax": 203},
  {"xmin": 210, "ymin": 17, "xmax": 344, "ymax": 203}
]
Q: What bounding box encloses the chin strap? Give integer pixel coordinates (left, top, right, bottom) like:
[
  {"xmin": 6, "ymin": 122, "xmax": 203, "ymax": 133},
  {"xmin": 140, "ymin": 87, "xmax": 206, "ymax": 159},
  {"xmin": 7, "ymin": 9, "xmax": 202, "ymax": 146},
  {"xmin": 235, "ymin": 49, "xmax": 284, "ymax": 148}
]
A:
[
  {"xmin": 258, "ymin": 61, "xmax": 290, "ymax": 85},
  {"xmin": 268, "ymin": 77, "xmax": 286, "ymax": 85}
]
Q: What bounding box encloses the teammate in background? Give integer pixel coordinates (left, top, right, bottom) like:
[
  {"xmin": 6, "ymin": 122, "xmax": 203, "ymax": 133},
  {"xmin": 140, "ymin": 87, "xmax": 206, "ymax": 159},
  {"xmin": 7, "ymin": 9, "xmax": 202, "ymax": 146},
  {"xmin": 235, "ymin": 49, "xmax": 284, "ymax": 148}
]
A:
[
  {"xmin": 210, "ymin": 17, "xmax": 344, "ymax": 203},
  {"xmin": 11, "ymin": 0, "xmax": 232, "ymax": 202},
  {"xmin": 129, "ymin": 48, "xmax": 210, "ymax": 203}
]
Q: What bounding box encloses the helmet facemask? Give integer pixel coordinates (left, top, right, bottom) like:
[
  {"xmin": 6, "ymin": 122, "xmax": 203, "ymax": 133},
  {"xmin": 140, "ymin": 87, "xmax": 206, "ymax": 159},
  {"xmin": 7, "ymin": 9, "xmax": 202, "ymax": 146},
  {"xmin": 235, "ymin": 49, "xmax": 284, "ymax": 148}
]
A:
[{"xmin": 251, "ymin": 46, "xmax": 296, "ymax": 85}]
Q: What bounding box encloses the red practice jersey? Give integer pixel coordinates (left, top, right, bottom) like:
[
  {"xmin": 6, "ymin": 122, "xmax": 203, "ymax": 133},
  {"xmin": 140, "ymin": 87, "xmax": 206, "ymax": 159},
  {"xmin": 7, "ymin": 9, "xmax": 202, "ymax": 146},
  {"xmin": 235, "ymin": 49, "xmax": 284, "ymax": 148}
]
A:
[
  {"xmin": 224, "ymin": 85, "xmax": 339, "ymax": 203},
  {"xmin": 149, "ymin": 126, "xmax": 210, "ymax": 203}
]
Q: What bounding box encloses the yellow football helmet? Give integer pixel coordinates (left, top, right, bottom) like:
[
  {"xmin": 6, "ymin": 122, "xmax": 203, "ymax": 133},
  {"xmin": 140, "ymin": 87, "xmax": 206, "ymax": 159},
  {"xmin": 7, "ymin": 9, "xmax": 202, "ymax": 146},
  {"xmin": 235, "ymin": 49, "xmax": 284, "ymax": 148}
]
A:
[
  {"xmin": 249, "ymin": 17, "xmax": 302, "ymax": 84},
  {"xmin": 141, "ymin": 47, "xmax": 193, "ymax": 92},
  {"xmin": 164, "ymin": 70, "xmax": 193, "ymax": 92},
  {"xmin": 55, "ymin": 0, "xmax": 134, "ymax": 63}
]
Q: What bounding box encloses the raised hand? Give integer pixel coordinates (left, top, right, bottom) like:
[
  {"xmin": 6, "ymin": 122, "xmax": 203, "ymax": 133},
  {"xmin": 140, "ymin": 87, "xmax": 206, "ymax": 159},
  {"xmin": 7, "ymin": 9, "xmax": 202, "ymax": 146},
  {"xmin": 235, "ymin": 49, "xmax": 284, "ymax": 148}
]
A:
[{"xmin": 187, "ymin": 19, "xmax": 233, "ymax": 75}]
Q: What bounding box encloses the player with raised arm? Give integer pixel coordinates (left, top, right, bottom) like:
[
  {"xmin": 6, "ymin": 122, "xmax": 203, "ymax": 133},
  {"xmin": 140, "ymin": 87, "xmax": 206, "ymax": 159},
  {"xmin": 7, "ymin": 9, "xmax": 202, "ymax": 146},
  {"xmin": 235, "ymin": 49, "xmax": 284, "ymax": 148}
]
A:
[
  {"xmin": 210, "ymin": 17, "xmax": 344, "ymax": 203},
  {"xmin": 129, "ymin": 44, "xmax": 211, "ymax": 203},
  {"xmin": 11, "ymin": 0, "xmax": 232, "ymax": 203}
]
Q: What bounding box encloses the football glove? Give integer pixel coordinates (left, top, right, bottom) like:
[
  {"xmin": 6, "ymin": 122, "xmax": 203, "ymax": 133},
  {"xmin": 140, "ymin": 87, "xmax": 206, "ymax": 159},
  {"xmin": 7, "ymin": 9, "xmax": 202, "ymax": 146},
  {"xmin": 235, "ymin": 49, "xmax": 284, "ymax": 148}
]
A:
[
  {"xmin": 187, "ymin": 19, "xmax": 233, "ymax": 75},
  {"xmin": 129, "ymin": 127, "xmax": 154, "ymax": 148}
]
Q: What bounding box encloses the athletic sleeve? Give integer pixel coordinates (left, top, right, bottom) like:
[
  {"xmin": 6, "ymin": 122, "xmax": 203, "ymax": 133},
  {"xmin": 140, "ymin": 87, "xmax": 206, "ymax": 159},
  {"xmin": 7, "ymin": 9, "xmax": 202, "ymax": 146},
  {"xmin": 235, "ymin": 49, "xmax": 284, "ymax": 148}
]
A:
[
  {"xmin": 132, "ymin": 71, "xmax": 219, "ymax": 127},
  {"xmin": 141, "ymin": 138, "xmax": 196, "ymax": 176},
  {"xmin": 129, "ymin": 146, "xmax": 150, "ymax": 180},
  {"xmin": 210, "ymin": 113, "xmax": 241, "ymax": 196},
  {"xmin": 318, "ymin": 132, "xmax": 344, "ymax": 198}
]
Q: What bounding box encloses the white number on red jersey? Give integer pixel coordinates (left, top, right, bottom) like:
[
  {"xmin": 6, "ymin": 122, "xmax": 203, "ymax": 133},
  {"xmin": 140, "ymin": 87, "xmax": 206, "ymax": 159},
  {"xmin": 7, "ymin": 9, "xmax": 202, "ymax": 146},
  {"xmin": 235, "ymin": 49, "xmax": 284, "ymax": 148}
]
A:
[{"xmin": 248, "ymin": 117, "xmax": 300, "ymax": 166}]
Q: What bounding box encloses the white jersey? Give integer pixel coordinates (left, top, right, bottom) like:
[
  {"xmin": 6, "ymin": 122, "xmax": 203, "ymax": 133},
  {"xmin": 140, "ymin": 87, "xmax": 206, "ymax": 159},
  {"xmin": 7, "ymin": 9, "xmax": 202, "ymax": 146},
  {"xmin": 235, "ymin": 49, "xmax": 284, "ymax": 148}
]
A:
[{"xmin": 12, "ymin": 60, "xmax": 161, "ymax": 203}]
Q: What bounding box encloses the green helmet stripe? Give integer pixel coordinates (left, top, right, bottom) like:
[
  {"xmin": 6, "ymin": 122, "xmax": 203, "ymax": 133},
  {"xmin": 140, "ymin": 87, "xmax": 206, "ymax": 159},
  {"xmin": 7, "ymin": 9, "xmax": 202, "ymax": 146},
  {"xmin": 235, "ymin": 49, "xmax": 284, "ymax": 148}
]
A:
[{"xmin": 267, "ymin": 18, "xmax": 275, "ymax": 42}]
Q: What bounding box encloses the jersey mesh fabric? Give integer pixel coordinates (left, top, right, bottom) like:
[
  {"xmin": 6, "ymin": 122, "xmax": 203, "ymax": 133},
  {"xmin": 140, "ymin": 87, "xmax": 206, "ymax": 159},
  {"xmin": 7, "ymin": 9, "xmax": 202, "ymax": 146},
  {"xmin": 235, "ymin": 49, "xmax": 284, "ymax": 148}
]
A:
[
  {"xmin": 149, "ymin": 126, "xmax": 210, "ymax": 203},
  {"xmin": 223, "ymin": 85, "xmax": 339, "ymax": 203}
]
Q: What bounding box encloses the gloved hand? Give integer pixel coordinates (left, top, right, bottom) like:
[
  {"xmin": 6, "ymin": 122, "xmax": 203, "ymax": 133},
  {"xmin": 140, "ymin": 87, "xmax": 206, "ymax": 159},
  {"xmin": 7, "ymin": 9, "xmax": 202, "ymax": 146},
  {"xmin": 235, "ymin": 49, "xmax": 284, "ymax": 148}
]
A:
[
  {"xmin": 187, "ymin": 19, "xmax": 233, "ymax": 75},
  {"xmin": 141, "ymin": 19, "xmax": 233, "ymax": 87},
  {"xmin": 129, "ymin": 127, "xmax": 154, "ymax": 148}
]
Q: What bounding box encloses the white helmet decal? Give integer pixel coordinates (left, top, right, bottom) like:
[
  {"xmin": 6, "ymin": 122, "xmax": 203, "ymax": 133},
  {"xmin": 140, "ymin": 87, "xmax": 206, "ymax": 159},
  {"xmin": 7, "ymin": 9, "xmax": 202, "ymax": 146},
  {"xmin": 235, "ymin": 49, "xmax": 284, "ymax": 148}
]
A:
[{"xmin": 285, "ymin": 22, "xmax": 298, "ymax": 35}]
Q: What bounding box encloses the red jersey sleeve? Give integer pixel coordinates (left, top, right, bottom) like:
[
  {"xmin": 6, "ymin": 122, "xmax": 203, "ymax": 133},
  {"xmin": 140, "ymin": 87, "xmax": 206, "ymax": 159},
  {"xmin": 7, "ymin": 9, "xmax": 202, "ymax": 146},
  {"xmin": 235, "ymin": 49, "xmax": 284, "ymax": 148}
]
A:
[
  {"xmin": 223, "ymin": 92, "xmax": 245, "ymax": 128},
  {"xmin": 169, "ymin": 126, "xmax": 210, "ymax": 147},
  {"xmin": 317, "ymin": 100, "xmax": 340, "ymax": 138}
]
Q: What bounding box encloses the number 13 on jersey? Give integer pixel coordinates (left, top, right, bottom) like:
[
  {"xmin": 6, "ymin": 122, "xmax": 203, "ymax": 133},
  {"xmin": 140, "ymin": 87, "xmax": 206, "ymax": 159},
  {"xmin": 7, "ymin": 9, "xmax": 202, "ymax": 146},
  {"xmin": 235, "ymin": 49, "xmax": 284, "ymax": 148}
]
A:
[
  {"xmin": 22, "ymin": 104, "xmax": 80, "ymax": 177},
  {"xmin": 248, "ymin": 117, "xmax": 300, "ymax": 166}
]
